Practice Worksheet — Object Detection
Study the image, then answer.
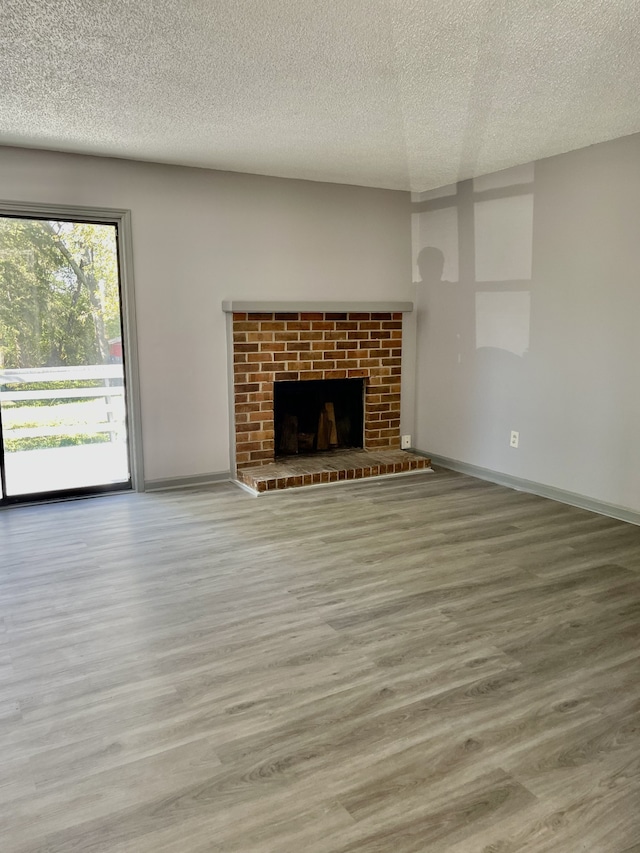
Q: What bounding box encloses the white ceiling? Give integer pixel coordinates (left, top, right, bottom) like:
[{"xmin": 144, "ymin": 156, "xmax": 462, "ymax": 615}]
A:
[{"xmin": 2, "ymin": 0, "xmax": 639, "ymax": 192}]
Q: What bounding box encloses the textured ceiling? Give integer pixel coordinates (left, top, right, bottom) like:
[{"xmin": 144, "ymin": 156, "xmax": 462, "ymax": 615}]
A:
[{"xmin": 1, "ymin": 0, "xmax": 639, "ymax": 191}]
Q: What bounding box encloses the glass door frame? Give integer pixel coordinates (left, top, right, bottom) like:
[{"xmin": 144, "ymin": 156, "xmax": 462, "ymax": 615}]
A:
[{"xmin": 0, "ymin": 201, "xmax": 145, "ymax": 505}]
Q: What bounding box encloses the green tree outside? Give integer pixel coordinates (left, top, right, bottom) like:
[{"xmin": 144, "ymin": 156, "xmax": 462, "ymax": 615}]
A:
[{"xmin": 0, "ymin": 218, "xmax": 121, "ymax": 369}]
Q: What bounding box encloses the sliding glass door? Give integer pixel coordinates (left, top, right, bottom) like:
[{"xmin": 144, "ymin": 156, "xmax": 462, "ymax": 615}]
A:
[{"xmin": 0, "ymin": 215, "xmax": 132, "ymax": 503}]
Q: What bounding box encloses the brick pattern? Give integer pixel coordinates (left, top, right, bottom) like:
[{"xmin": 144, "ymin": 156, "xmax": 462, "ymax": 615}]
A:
[
  {"xmin": 236, "ymin": 448, "xmax": 432, "ymax": 492},
  {"xmin": 232, "ymin": 311, "xmax": 403, "ymax": 470}
]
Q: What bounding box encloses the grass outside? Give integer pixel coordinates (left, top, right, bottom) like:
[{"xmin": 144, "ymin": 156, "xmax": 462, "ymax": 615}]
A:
[{"xmin": 2, "ymin": 398, "xmax": 123, "ymax": 451}]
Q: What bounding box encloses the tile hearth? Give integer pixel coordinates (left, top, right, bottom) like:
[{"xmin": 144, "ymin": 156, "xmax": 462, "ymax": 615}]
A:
[{"xmin": 236, "ymin": 448, "xmax": 432, "ymax": 493}]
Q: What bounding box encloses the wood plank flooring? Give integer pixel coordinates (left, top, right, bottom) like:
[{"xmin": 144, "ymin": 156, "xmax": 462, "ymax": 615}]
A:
[{"xmin": 0, "ymin": 468, "xmax": 639, "ymax": 851}]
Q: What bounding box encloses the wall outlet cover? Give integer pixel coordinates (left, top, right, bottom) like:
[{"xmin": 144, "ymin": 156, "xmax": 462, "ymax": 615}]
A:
[{"xmin": 401, "ymin": 434, "xmax": 412, "ymax": 449}]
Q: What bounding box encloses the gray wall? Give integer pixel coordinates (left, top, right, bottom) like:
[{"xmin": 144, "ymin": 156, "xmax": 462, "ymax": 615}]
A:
[
  {"xmin": 2, "ymin": 136, "xmax": 638, "ymax": 512},
  {"xmin": 0, "ymin": 147, "xmax": 412, "ymax": 481},
  {"xmin": 412, "ymin": 133, "xmax": 640, "ymax": 513}
]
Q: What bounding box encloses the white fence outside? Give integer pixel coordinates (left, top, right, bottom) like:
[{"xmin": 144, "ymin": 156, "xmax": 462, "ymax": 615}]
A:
[{"xmin": 0, "ymin": 365, "xmax": 126, "ymax": 440}]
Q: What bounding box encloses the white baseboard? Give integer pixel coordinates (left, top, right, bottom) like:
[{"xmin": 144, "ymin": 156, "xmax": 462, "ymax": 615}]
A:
[{"xmin": 232, "ymin": 479, "xmax": 260, "ymax": 497}]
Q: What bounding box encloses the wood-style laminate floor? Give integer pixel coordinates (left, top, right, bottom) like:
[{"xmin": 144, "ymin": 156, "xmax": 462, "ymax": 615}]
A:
[{"xmin": 1, "ymin": 469, "xmax": 639, "ymax": 852}]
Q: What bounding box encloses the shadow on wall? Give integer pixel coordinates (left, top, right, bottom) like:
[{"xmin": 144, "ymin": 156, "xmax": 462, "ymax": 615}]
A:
[{"xmin": 412, "ymin": 164, "xmax": 534, "ymax": 463}]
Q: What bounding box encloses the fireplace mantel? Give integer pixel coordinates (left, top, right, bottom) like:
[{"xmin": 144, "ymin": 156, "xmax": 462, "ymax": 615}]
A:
[{"xmin": 222, "ymin": 300, "xmax": 413, "ymax": 313}]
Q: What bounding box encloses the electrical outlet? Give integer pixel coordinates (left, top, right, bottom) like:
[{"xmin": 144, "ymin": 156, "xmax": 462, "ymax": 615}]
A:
[
  {"xmin": 510, "ymin": 430, "xmax": 519, "ymax": 448},
  {"xmin": 401, "ymin": 434, "xmax": 412, "ymax": 449}
]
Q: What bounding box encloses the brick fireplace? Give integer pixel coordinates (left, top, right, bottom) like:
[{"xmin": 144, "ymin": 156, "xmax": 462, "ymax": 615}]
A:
[{"xmin": 223, "ymin": 301, "xmax": 430, "ymax": 490}]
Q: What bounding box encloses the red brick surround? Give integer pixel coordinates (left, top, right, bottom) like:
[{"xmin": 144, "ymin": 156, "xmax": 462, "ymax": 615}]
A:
[{"xmin": 232, "ymin": 311, "xmax": 403, "ymax": 470}]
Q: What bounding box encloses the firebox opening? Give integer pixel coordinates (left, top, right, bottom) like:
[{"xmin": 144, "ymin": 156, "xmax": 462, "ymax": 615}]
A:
[{"xmin": 274, "ymin": 378, "xmax": 364, "ymax": 457}]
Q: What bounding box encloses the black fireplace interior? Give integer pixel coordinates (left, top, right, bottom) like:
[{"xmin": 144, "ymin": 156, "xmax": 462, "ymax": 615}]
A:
[{"xmin": 274, "ymin": 378, "xmax": 364, "ymax": 456}]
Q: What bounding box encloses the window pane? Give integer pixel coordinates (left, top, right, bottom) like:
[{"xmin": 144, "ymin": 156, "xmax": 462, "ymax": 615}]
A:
[{"xmin": 0, "ymin": 217, "xmax": 131, "ymax": 497}]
